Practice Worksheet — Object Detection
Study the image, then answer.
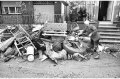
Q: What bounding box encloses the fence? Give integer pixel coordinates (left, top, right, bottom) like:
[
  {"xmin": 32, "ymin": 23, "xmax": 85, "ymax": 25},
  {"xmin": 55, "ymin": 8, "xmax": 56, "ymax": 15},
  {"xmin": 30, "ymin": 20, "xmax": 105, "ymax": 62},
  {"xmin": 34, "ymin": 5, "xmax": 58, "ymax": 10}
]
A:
[{"xmin": 0, "ymin": 14, "xmax": 65, "ymax": 24}]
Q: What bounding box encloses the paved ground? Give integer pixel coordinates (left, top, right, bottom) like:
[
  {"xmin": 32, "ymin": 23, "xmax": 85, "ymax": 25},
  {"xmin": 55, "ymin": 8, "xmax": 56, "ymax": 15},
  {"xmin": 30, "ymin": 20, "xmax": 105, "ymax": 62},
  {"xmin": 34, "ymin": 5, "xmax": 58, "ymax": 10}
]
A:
[{"xmin": 0, "ymin": 52, "xmax": 120, "ymax": 78}]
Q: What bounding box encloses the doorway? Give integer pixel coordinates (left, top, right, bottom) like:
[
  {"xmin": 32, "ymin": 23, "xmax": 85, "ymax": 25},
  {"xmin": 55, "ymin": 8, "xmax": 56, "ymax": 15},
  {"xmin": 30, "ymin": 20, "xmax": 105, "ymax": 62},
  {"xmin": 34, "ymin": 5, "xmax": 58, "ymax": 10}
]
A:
[{"xmin": 98, "ymin": 1, "xmax": 113, "ymax": 21}]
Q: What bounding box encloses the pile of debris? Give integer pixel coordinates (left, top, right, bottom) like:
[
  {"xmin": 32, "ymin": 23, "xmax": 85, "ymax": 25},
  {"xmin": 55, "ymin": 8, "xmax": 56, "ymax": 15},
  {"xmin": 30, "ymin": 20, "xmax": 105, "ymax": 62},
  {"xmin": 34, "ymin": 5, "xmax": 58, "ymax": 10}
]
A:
[
  {"xmin": 0, "ymin": 24, "xmax": 37, "ymax": 62},
  {"xmin": 0, "ymin": 23, "xmax": 119, "ymax": 64}
]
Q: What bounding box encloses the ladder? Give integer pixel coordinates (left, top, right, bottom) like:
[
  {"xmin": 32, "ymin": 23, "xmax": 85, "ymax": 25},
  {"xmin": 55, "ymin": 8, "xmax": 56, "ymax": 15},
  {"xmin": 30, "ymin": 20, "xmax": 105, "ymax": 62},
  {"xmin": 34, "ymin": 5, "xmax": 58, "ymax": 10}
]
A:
[
  {"xmin": 14, "ymin": 36, "xmax": 36, "ymax": 56},
  {"xmin": 8, "ymin": 25, "xmax": 36, "ymax": 56}
]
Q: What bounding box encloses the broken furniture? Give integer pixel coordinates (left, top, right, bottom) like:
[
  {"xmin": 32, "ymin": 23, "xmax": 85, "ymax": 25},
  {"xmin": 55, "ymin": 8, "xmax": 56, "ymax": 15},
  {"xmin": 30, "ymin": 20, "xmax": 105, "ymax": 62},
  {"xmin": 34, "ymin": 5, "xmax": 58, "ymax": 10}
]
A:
[
  {"xmin": 43, "ymin": 31, "xmax": 67, "ymax": 37},
  {"xmin": 41, "ymin": 23, "xmax": 67, "ymax": 50},
  {"xmin": 42, "ymin": 23, "xmax": 67, "ymax": 52},
  {"xmin": 14, "ymin": 36, "xmax": 36, "ymax": 57},
  {"xmin": 42, "ymin": 23, "xmax": 67, "ymax": 38},
  {"xmin": 0, "ymin": 27, "xmax": 14, "ymax": 42},
  {"xmin": 38, "ymin": 23, "xmax": 68, "ymax": 64},
  {"xmin": 63, "ymin": 35, "xmax": 90, "ymax": 60},
  {"xmin": 5, "ymin": 25, "xmax": 37, "ymax": 57},
  {"xmin": 18, "ymin": 24, "xmax": 33, "ymax": 40}
]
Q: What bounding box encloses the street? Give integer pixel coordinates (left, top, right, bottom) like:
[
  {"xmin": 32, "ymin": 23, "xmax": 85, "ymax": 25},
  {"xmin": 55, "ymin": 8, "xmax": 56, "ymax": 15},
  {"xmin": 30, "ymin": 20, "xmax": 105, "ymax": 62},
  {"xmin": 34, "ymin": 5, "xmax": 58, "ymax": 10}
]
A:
[{"xmin": 0, "ymin": 52, "xmax": 120, "ymax": 78}]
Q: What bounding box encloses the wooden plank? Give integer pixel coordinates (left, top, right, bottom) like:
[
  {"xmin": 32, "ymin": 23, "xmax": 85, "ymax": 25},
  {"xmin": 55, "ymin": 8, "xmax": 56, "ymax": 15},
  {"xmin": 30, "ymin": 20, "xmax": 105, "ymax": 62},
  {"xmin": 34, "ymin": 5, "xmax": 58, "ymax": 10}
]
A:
[
  {"xmin": 26, "ymin": 37, "xmax": 37, "ymax": 50},
  {"xmin": 14, "ymin": 41, "xmax": 22, "ymax": 56},
  {"xmin": 0, "ymin": 28, "xmax": 7, "ymax": 34},
  {"xmin": 0, "ymin": 37, "xmax": 15, "ymax": 51},
  {"xmin": 18, "ymin": 24, "xmax": 32, "ymax": 40},
  {"xmin": 42, "ymin": 34, "xmax": 67, "ymax": 37},
  {"xmin": 16, "ymin": 36, "xmax": 27, "ymax": 41},
  {"xmin": 43, "ymin": 32, "xmax": 66, "ymax": 34},
  {"xmin": 44, "ymin": 31, "xmax": 67, "ymax": 33}
]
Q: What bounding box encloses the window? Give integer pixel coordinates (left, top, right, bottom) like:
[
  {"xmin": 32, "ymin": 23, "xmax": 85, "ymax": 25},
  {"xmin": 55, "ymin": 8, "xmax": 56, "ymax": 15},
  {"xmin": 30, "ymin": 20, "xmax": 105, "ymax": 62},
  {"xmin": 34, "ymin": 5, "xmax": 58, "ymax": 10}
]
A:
[
  {"xmin": 9, "ymin": 7, "xmax": 15, "ymax": 13},
  {"xmin": 16, "ymin": 7, "xmax": 21, "ymax": 13},
  {"xmin": 4, "ymin": 7, "xmax": 9, "ymax": 14},
  {"xmin": 3, "ymin": 7, "xmax": 21, "ymax": 14}
]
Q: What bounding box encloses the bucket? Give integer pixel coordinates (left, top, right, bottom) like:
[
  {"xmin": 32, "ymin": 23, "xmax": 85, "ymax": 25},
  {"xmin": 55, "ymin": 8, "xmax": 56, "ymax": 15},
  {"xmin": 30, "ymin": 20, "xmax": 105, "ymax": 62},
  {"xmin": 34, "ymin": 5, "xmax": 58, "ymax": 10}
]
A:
[
  {"xmin": 27, "ymin": 55, "xmax": 34, "ymax": 62},
  {"xmin": 26, "ymin": 46, "xmax": 34, "ymax": 55},
  {"xmin": 26, "ymin": 46, "xmax": 34, "ymax": 61}
]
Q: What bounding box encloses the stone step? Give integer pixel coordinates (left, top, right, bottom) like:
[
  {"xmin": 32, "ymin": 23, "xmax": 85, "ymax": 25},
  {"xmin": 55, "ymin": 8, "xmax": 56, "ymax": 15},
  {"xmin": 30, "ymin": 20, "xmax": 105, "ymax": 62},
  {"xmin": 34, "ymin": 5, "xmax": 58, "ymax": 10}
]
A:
[
  {"xmin": 99, "ymin": 32, "xmax": 120, "ymax": 36},
  {"xmin": 99, "ymin": 23, "xmax": 116, "ymax": 25},
  {"xmin": 99, "ymin": 25, "xmax": 116, "ymax": 27},
  {"xmin": 99, "ymin": 21, "xmax": 113, "ymax": 24},
  {"xmin": 98, "ymin": 26, "xmax": 120, "ymax": 29},
  {"xmin": 98, "ymin": 29, "xmax": 120, "ymax": 32},
  {"xmin": 100, "ymin": 39, "xmax": 120, "ymax": 44},
  {"xmin": 99, "ymin": 23, "xmax": 116, "ymax": 26},
  {"xmin": 98, "ymin": 23, "xmax": 120, "ymax": 44},
  {"xmin": 100, "ymin": 34, "xmax": 120, "ymax": 37},
  {"xmin": 100, "ymin": 36, "xmax": 120, "ymax": 40},
  {"xmin": 98, "ymin": 28, "xmax": 120, "ymax": 31},
  {"xmin": 98, "ymin": 26, "xmax": 119, "ymax": 28}
]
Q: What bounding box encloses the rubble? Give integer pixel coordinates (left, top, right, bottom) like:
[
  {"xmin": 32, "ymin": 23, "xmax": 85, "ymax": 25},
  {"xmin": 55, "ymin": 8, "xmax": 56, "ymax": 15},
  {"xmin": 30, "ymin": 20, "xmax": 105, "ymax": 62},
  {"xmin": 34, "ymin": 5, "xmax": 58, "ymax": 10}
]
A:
[
  {"xmin": 4, "ymin": 47, "xmax": 15, "ymax": 57},
  {"xmin": 49, "ymin": 49, "xmax": 67, "ymax": 60},
  {"xmin": 0, "ymin": 37, "xmax": 15, "ymax": 52},
  {"xmin": 0, "ymin": 23, "xmax": 119, "ymax": 64},
  {"xmin": 32, "ymin": 24, "xmax": 44, "ymax": 32}
]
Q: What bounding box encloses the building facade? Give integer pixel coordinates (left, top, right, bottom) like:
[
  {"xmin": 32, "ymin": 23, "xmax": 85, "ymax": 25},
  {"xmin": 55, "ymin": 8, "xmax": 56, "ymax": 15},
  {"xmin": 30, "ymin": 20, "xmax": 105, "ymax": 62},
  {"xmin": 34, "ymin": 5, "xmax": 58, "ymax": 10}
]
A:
[
  {"xmin": 0, "ymin": 1, "xmax": 120, "ymax": 24},
  {"xmin": 80, "ymin": 1, "xmax": 120, "ymax": 22},
  {"xmin": 0, "ymin": 1, "xmax": 69, "ymax": 24}
]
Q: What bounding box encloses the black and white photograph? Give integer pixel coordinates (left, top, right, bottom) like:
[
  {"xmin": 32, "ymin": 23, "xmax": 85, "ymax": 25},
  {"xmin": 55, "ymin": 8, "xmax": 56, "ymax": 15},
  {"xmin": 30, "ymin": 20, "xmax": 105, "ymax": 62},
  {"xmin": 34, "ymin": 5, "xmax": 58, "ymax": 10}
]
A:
[{"xmin": 0, "ymin": 0, "xmax": 120, "ymax": 78}]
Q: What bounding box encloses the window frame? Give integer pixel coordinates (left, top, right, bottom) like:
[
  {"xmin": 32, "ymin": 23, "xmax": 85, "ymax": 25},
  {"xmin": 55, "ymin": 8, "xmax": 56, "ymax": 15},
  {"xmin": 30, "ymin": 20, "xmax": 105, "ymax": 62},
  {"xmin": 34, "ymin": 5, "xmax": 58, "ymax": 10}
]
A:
[
  {"xmin": 3, "ymin": 7, "xmax": 21, "ymax": 14},
  {"xmin": 3, "ymin": 7, "xmax": 9, "ymax": 14},
  {"xmin": 9, "ymin": 7, "xmax": 15, "ymax": 14}
]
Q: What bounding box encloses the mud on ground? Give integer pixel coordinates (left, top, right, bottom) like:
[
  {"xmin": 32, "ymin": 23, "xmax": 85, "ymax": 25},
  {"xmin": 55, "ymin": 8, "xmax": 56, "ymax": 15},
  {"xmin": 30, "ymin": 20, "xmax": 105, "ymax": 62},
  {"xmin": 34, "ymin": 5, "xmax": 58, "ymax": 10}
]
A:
[{"xmin": 0, "ymin": 51, "xmax": 120, "ymax": 78}]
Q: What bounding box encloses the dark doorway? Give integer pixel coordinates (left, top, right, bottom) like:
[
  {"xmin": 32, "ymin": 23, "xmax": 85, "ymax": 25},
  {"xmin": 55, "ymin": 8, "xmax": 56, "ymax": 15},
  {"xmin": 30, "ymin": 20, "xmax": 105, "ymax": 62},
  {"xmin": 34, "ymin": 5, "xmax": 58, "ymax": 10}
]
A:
[{"xmin": 98, "ymin": 1, "xmax": 109, "ymax": 21}]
